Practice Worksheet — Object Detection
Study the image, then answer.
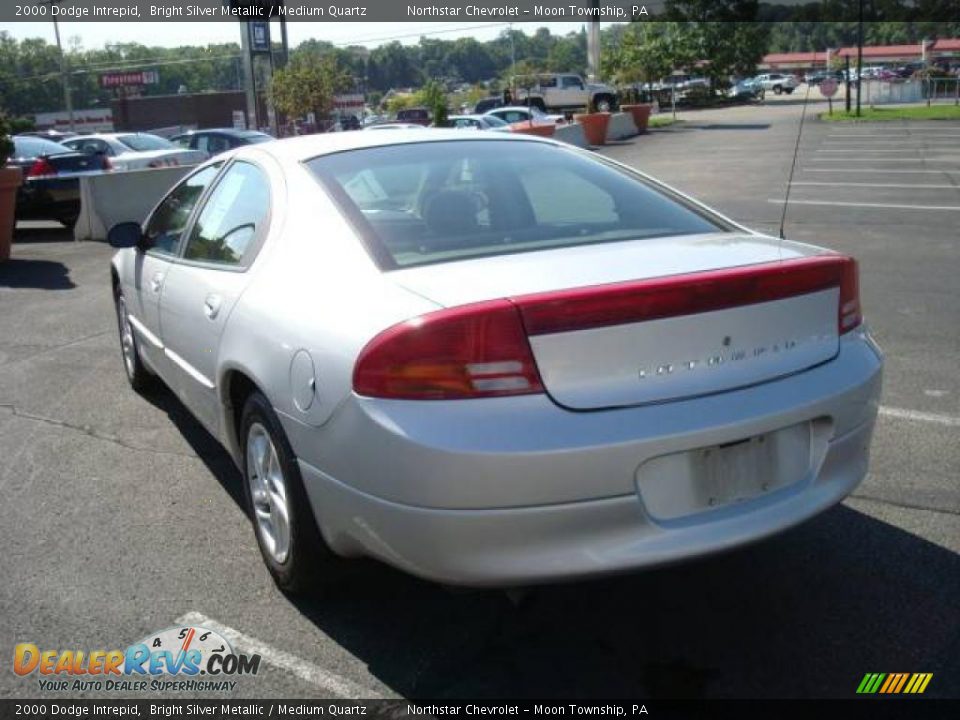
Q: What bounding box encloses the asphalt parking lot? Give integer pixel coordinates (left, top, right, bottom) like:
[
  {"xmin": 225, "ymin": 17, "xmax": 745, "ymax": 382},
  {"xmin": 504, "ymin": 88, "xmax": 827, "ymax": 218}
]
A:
[{"xmin": 1, "ymin": 98, "xmax": 958, "ymax": 700}]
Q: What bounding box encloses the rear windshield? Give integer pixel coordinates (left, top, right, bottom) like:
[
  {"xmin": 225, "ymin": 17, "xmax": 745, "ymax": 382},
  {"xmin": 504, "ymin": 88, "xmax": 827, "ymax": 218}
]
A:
[
  {"xmin": 240, "ymin": 132, "xmax": 273, "ymax": 144},
  {"xmin": 305, "ymin": 140, "xmax": 725, "ymax": 269},
  {"xmin": 115, "ymin": 134, "xmax": 174, "ymax": 152},
  {"xmin": 13, "ymin": 136, "xmax": 71, "ymax": 159}
]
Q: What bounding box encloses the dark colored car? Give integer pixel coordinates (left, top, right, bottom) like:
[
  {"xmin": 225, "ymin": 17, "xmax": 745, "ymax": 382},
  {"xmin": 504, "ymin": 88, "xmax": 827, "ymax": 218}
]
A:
[
  {"xmin": 170, "ymin": 128, "xmax": 274, "ymax": 157},
  {"xmin": 8, "ymin": 135, "xmax": 110, "ymax": 229},
  {"xmin": 473, "ymin": 97, "xmax": 505, "ymax": 114},
  {"xmin": 395, "ymin": 108, "xmax": 431, "ymax": 126}
]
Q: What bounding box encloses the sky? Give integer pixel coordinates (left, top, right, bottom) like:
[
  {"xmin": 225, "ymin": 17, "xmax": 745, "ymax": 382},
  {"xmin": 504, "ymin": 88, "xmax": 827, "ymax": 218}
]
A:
[{"xmin": 2, "ymin": 21, "xmax": 612, "ymax": 50}]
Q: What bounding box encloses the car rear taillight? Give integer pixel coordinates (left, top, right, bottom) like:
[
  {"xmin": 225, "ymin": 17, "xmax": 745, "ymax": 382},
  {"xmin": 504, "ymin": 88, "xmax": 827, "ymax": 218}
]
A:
[
  {"xmin": 353, "ymin": 300, "xmax": 544, "ymax": 400},
  {"xmin": 838, "ymin": 257, "xmax": 862, "ymax": 334},
  {"xmin": 102, "ymin": 156, "xmax": 112, "ymax": 171},
  {"xmin": 513, "ymin": 255, "xmax": 863, "ymax": 336},
  {"xmin": 26, "ymin": 157, "xmax": 57, "ymax": 177}
]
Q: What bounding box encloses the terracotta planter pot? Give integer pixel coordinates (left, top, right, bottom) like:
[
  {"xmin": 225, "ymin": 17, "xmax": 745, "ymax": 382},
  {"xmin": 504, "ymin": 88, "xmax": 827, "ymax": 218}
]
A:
[
  {"xmin": 622, "ymin": 104, "xmax": 653, "ymax": 133},
  {"xmin": 509, "ymin": 122, "xmax": 556, "ymax": 138},
  {"xmin": 0, "ymin": 166, "xmax": 22, "ymax": 263},
  {"xmin": 573, "ymin": 112, "xmax": 610, "ymax": 146}
]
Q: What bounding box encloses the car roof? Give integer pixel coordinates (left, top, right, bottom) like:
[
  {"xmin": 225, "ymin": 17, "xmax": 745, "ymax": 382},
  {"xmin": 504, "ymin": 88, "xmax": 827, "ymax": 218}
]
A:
[
  {"xmin": 235, "ymin": 129, "xmax": 549, "ymax": 164},
  {"xmin": 178, "ymin": 128, "xmax": 267, "ymax": 137}
]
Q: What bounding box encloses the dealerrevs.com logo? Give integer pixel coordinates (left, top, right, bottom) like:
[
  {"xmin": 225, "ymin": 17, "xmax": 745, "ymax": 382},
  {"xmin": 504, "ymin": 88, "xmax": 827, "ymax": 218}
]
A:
[{"xmin": 13, "ymin": 625, "xmax": 261, "ymax": 693}]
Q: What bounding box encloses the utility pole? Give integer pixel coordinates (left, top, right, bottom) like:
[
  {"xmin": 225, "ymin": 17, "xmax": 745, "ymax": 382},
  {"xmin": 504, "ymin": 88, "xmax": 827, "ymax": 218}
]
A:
[
  {"xmin": 856, "ymin": 0, "xmax": 863, "ymax": 117},
  {"xmin": 43, "ymin": 0, "xmax": 75, "ymax": 131},
  {"xmin": 239, "ymin": 23, "xmax": 258, "ymax": 130}
]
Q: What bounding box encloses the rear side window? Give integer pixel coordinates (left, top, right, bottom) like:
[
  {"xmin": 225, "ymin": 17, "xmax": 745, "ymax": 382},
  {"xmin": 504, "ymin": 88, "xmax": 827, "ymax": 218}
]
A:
[
  {"xmin": 116, "ymin": 134, "xmax": 173, "ymax": 152},
  {"xmin": 306, "ymin": 140, "xmax": 723, "ymax": 269}
]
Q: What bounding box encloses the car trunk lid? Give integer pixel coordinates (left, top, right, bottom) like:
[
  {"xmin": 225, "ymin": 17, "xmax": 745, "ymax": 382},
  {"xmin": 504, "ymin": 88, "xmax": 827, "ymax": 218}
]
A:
[{"xmin": 391, "ymin": 233, "xmax": 846, "ymax": 410}]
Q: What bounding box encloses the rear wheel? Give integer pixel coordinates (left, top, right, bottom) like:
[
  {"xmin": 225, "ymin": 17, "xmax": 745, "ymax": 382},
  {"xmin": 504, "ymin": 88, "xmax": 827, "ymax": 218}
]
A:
[
  {"xmin": 785, "ymin": 87, "xmax": 795, "ymax": 95},
  {"xmin": 594, "ymin": 95, "xmax": 616, "ymax": 112},
  {"xmin": 241, "ymin": 391, "xmax": 347, "ymax": 594},
  {"xmin": 529, "ymin": 97, "xmax": 547, "ymax": 113},
  {"xmin": 773, "ymin": 85, "xmax": 783, "ymax": 95}
]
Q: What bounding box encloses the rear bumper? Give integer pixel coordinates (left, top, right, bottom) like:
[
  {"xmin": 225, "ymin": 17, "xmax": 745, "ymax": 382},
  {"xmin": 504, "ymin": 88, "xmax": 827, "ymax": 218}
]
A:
[
  {"xmin": 300, "ymin": 416, "xmax": 875, "ymax": 587},
  {"xmin": 294, "ymin": 330, "xmax": 882, "ymax": 586},
  {"xmin": 16, "ymin": 178, "xmax": 80, "ymax": 221}
]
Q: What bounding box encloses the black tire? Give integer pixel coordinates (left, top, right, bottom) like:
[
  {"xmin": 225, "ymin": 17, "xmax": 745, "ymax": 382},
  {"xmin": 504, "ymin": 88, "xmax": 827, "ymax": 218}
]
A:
[
  {"xmin": 114, "ymin": 289, "xmax": 156, "ymax": 394},
  {"xmin": 773, "ymin": 85, "xmax": 783, "ymax": 95},
  {"xmin": 595, "ymin": 95, "xmax": 617, "ymax": 112},
  {"xmin": 785, "ymin": 87, "xmax": 795, "ymax": 95},
  {"xmin": 240, "ymin": 390, "xmax": 346, "ymax": 594},
  {"xmin": 529, "ymin": 97, "xmax": 547, "ymax": 113}
]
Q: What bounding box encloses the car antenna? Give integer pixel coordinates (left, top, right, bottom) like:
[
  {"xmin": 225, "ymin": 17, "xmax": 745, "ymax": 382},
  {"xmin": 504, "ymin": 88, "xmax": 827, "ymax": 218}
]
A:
[{"xmin": 779, "ymin": 81, "xmax": 813, "ymax": 241}]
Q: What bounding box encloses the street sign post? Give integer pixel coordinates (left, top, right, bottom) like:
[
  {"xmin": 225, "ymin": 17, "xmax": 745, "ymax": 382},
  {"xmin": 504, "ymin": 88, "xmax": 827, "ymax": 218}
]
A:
[{"xmin": 820, "ymin": 77, "xmax": 839, "ymax": 115}]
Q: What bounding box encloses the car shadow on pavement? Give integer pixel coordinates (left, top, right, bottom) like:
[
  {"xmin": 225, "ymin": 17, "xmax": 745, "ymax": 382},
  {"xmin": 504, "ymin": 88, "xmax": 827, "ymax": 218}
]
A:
[
  {"xmin": 13, "ymin": 225, "xmax": 75, "ymax": 243},
  {"xmin": 287, "ymin": 504, "xmax": 960, "ymax": 699},
  {"xmin": 0, "ymin": 258, "xmax": 76, "ymax": 290},
  {"xmin": 142, "ymin": 387, "xmax": 246, "ymax": 509},
  {"xmin": 144, "ymin": 383, "xmax": 959, "ymax": 699}
]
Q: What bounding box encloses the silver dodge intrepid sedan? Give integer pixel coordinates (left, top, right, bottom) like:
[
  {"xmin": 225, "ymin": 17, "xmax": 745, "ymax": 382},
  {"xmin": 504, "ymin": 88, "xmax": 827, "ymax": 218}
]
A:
[{"xmin": 108, "ymin": 131, "xmax": 883, "ymax": 592}]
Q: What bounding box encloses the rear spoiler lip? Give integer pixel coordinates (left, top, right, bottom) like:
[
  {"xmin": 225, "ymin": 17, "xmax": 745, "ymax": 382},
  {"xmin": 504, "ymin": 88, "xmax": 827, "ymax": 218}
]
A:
[{"xmin": 511, "ymin": 253, "xmax": 849, "ymax": 337}]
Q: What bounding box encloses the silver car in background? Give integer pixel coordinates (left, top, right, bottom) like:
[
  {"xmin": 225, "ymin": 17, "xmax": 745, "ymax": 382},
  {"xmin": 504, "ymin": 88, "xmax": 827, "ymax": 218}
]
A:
[
  {"xmin": 63, "ymin": 132, "xmax": 208, "ymax": 170},
  {"xmin": 108, "ymin": 132, "xmax": 882, "ymax": 592}
]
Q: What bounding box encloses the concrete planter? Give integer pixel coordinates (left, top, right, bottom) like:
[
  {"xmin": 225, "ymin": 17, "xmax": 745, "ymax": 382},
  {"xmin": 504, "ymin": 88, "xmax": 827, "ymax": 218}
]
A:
[
  {"xmin": 0, "ymin": 166, "xmax": 22, "ymax": 262},
  {"xmin": 573, "ymin": 112, "xmax": 610, "ymax": 146},
  {"xmin": 622, "ymin": 104, "xmax": 653, "ymax": 132},
  {"xmin": 509, "ymin": 122, "xmax": 557, "ymax": 139}
]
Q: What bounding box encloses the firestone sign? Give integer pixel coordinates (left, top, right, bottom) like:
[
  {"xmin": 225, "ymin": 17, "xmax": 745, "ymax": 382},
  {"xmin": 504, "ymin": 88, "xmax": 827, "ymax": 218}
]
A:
[{"xmin": 101, "ymin": 70, "xmax": 159, "ymax": 88}]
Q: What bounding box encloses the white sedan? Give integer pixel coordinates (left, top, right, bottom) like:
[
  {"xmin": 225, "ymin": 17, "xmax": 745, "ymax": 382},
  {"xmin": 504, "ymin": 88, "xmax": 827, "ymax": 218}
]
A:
[
  {"xmin": 63, "ymin": 132, "xmax": 207, "ymax": 171},
  {"xmin": 107, "ymin": 131, "xmax": 882, "ymax": 592},
  {"xmin": 485, "ymin": 105, "xmax": 566, "ymax": 125}
]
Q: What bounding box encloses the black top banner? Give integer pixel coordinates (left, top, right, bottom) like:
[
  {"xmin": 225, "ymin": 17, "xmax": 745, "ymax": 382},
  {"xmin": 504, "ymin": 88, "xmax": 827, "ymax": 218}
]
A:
[{"xmin": 3, "ymin": 0, "xmax": 960, "ymax": 23}]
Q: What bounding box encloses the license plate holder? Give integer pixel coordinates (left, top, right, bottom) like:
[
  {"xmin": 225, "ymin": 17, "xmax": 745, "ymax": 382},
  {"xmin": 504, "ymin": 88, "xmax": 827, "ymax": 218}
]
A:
[{"xmin": 636, "ymin": 422, "xmax": 812, "ymax": 520}]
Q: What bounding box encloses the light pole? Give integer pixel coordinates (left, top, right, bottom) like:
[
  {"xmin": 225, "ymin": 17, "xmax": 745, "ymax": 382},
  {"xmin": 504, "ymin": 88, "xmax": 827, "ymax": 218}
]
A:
[
  {"xmin": 856, "ymin": 0, "xmax": 863, "ymax": 117},
  {"xmin": 42, "ymin": 0, "xmax": 75, "ymax": 131}
]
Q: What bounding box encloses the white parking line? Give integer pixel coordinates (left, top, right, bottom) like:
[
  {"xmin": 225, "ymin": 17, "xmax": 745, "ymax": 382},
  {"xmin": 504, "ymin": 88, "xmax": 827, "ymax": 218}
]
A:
[
  {"xmin": 789, "ymin": 181, "xmax": 959, "ymax": 189},
  {"xmin": 802, "ymin": 168, "xmax": 960, "ymax": 174},
  {"xmin": 767, "ymin": 198, "xmax": 960, "ymax": 211},
  {"xmin": 175, "ymin": 611, "xmax": 380, "ymax": 698},
  {"xmin": 805, "ymin": 157, "xmax": 960, "ymax": 163},
  {"xmin": 880, "ymin": 406, "xmax": 960, "ymax": 428},
  {"xmin": 827, "ymin": 133, "xmax": 960, "ymax": 139},
  {"xmin": 815, "ymin": 149, "xmax": 955, "ymax": 154}
]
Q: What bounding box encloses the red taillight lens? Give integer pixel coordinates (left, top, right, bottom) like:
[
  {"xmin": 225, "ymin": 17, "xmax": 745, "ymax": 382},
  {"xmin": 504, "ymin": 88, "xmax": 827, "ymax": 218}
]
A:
[
  {"xmin": 102, "ymin": 156, "xmax": 112, "ymax": 171},
  {"xmin": 838, "ymin": 257, "xmax": 862, "ymax": 334},
  {"xmin": 514, "ymin": 255, "xmax": 862, "ymax": 336},
  {"xmin": 353, "ymin": 300, "xmax": 544, "ymax": 400},
  {"xmin": 27, "ymin": 157, "xmax": 57, "ymax": 177}
]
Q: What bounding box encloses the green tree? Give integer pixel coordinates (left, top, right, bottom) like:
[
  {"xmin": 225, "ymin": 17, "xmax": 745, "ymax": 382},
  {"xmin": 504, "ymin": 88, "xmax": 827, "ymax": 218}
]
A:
[
  {"xmin": 416, "ymin": 80, "xmax": 449, "ymax": 126},
  {"xmin": 268, "ymin": 53, "xmax": 351, "ymax": 124}
]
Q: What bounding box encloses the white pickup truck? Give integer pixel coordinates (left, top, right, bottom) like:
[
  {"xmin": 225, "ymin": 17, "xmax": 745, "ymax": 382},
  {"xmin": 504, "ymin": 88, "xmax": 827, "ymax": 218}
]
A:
[{"xmin": 512, "ymin": 73, "xmax": 620, "ymax": 113}]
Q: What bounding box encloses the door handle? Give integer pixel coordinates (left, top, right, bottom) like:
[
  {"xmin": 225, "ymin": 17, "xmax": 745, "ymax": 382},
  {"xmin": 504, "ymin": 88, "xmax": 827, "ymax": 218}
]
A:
[
  {"xmin": 150, "ymin": 272, "xmax": 163, "ymax": 293},
  {"xmin": 203, "ymin": 294, "xmax": 222, "ymax": 319}
]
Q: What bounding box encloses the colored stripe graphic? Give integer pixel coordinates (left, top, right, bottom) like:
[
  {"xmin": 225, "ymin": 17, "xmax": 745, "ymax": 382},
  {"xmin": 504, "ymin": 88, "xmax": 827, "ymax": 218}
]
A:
[{"xmin": 858, "ymin": 672, "xmax": 932, "ymax": 694}]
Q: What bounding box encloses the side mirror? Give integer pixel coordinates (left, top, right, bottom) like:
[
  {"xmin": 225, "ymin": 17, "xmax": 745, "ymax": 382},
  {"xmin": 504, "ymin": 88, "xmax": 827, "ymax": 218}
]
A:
[{"xmin": 107, "ymin": 222, "xmax": 149, "ymax": 251}]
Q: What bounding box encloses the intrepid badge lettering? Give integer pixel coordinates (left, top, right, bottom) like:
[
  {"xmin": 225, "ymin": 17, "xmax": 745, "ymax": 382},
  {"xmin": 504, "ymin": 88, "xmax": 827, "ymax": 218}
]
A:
[{"xmin": 639, "ymin": 336, "xmax": 800, "ymax": 380}]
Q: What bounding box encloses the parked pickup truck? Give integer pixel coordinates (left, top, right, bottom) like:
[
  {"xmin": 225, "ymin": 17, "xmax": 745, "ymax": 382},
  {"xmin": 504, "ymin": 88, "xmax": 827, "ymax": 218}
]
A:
[{"xmin": 512, "ymin": 73, "xmax": 619, "ymax": 113}]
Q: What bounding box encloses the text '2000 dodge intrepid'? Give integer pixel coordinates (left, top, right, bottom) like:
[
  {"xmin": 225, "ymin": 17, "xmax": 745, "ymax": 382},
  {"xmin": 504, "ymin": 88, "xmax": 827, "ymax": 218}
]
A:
[{"xmin": 108, "ymin": 131, "xmax": 883, "ymax": 592}]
